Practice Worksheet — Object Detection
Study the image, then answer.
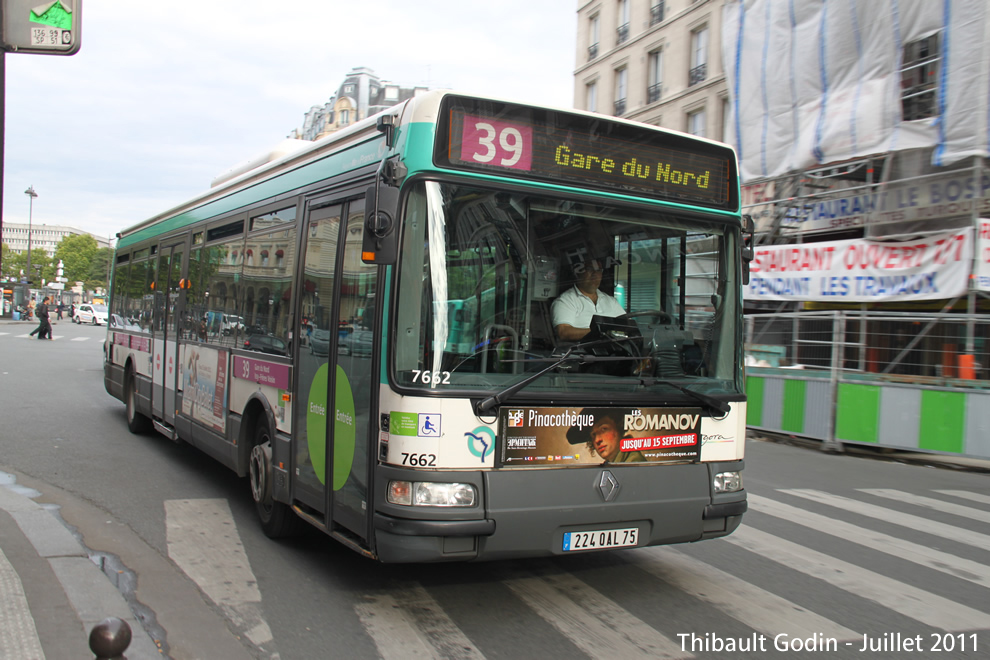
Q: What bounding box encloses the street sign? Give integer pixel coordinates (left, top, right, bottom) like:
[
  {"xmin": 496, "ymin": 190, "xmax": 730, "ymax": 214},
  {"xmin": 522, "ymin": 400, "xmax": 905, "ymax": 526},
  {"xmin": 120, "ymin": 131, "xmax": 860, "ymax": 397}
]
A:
[{"xmin": 1, "ymin": 0, "xmax": 82, "ymax": 56}]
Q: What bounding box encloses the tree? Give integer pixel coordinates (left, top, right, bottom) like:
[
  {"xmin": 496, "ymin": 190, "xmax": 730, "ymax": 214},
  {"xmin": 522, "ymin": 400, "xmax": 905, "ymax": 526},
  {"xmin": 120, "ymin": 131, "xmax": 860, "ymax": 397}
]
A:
[
  {"xmin": 54, "ymin": 234, "xmax": 98, "ymax": 283},
  {"xmin": 86, "ymin": 248, "xmax": 112, "ymax": 291},
  {"xmin": 1, "ymin": 243, "xmax": 14, "ymax": 281},
  {"xmin": 3, "ymin": 248, "xmax": 53, "ymax": 284}
]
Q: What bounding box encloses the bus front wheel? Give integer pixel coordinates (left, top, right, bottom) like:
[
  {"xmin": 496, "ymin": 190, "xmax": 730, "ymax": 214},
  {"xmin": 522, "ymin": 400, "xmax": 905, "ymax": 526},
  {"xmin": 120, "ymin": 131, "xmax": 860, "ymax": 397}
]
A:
[{"xmin": 249, "ymin": 422, "xmax": 298, "ymax": 538}]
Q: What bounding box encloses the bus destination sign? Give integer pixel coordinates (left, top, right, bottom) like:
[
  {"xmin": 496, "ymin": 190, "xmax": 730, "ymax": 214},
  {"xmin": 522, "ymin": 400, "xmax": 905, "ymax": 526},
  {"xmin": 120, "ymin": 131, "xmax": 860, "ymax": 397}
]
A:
[{"xmin": 438, "ymin": 98, "xmax": 736, "ymax": 210}]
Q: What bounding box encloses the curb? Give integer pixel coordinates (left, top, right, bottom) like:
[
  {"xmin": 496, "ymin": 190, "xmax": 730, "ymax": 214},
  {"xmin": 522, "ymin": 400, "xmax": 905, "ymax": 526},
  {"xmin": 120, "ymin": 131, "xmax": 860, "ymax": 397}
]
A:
[{"xmin": 0, "ymin": 476, "xmax": 163, "ymax": 659}]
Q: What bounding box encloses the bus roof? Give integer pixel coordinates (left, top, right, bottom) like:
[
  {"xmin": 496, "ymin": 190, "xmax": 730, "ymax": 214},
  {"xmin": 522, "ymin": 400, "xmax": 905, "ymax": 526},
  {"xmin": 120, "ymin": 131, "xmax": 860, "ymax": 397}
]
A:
[{"xmin": 117, "ymin": 90, "xmax": 739, "ymax": 245}]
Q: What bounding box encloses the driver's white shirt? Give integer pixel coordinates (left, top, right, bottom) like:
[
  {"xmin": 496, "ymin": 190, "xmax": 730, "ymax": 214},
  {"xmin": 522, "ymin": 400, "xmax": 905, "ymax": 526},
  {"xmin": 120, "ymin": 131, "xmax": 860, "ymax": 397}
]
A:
[{"xmin": 551, "ymin": 285, "xmax": 626, "ymax": 330}]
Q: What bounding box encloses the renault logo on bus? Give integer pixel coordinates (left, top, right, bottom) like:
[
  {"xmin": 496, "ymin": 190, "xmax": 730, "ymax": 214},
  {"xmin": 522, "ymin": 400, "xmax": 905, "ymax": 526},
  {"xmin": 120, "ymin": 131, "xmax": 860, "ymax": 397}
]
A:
[{"xmin": 597, "ymin": 470, "xmax": 620, "ymax": 502}]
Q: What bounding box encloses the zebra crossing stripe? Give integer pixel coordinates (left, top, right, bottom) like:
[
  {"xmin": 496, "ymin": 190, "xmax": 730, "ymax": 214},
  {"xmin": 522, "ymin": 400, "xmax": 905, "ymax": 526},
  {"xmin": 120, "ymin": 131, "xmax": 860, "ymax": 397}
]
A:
[
  {"xmin": 70, "ymin": 337, "xmax": 89, "ymax": 342},
  {"xmin": 504, "ymin": 571, "xmax": 690, "ymax": 659},
  {"xmin": 859, "ymin": 488, "xmax": 990, "ymax": 524},
  {"xmin": 165, "ymin": 499, "xmax": 277, "ymax": 656},
  {"xmin": 0, "ymin": 546, "xmax": 46, "ymax": 660},
  {"xmin": 750, "ymin": 493, "xmax": 990, "ymax": 588},
  {"xmin": 724, "ymin": 525, "xmax": 990, "ymax": 631},
  {"xmin": 355, "ymin": 585, "xmax": 484, "ymax": 660},
  {"xmin": 779, "ymin": 489, "xmax": 990, "ymax": 550},
  {"xmin": 627, "ymin": 546, "xmax": 859, "ymax": 641},
  {"xmin": 935, "ymin": 490, "xmax": 990, "ymax": 506}
]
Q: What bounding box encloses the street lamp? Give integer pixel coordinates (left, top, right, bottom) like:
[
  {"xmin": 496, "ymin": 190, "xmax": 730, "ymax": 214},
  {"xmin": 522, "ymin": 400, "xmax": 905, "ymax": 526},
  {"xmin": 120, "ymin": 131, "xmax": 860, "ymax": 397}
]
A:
[{"xmin": 24, "ymin": 186, "xmax": 38, "ymax": 287}]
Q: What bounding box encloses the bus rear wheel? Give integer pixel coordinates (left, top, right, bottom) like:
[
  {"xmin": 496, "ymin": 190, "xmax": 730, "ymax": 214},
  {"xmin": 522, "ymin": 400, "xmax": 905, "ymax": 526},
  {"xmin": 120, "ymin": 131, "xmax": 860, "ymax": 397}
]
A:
[
  {"xmin": 125, "ymin": 370, "xmax": 151, "ymax": 434},
  {"xmin": 249, "ymin": 421, "xmax": 299, "ymax": 538}
]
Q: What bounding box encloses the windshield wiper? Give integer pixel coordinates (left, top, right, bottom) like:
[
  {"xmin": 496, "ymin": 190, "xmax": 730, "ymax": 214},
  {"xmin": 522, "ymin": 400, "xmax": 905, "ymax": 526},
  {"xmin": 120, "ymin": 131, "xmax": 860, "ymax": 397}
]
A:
[
  {"xmin": 472, "ymin": 338, "xmax": 631, "ymax": 416},
  {"xmin": 634, "ymin": 377, "xmax": 731, "ymax": 415}
]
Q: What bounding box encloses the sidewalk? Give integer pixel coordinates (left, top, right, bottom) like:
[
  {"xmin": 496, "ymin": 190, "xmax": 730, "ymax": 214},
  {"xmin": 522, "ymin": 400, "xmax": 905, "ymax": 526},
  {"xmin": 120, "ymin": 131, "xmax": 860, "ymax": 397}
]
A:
[
  {"xmin": 0, "ymin": 469, "xmax": 258, "ymax": 660},
  {"xmin": 0, "ymin": 474, "xmax": 163, "ymax": 659}
]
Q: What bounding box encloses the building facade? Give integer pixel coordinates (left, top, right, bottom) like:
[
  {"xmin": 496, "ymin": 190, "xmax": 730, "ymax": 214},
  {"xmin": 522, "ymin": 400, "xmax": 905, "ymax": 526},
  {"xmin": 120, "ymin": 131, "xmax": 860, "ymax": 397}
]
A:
[
  {"xmin": 574, "ymin": 0, "xmax": 730, "ymax": 142},
  {"xmin": 289, "ymin": 66, "xmax": 428, "ymax": 141},
  {"xmin": 2, "ymin": 222, "xmax": 112, "ymax": 256}
]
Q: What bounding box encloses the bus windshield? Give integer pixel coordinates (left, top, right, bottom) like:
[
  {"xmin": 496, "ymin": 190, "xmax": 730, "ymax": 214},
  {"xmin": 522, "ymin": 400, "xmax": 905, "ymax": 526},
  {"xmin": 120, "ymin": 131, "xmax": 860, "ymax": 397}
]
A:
[{"xmin": 394, "ymin": 180, "xmax": 743, "ymax": 399}]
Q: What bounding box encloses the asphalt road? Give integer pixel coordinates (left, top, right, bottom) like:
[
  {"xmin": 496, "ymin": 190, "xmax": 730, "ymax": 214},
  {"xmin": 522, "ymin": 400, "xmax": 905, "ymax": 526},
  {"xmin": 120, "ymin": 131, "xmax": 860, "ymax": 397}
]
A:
[{"xmin": 1, "ymin": 318, "xmax": 988, "ymax": 660}]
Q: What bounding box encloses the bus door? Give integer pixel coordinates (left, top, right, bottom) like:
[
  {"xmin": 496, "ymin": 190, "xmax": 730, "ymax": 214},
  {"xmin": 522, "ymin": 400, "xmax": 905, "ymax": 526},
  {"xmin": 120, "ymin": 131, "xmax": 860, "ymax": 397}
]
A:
[
  {"xmin": 291, "ymin": 196, "xmax": 377, "ymax": 542},
  {"xmin": 292, "ymin": 203, "xmax": 342, "ymax": 515},
  {"xmin": 328, "ymin": 197, "xmax": 377, "ymax": 539},
  {"xmin": 152, "ymin": 242, "xmax": 185, "ymax": 425}
]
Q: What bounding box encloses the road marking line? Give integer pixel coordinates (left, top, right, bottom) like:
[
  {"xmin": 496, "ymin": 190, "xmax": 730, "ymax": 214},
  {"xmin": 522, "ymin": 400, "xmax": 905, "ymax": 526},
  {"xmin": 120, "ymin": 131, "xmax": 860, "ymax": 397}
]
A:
[
  {"xmin": 70, "ymin": 337, "xmax": 89, "ymax": 342},
  {"xmin": 628, "ymin": 546, "xmax": 859, "ymax": 641},
  {"xmin": 505, "ymin": 570, "xmax": 690, "ymax": 659},
  {"xmin": 935, "ymin": 490, "xmax": 990, "ymax": 506},
  {"xmin": 779, "ymin": 489, "xmax": 990, "ymax": 550},
  {"xmin": 750, "ymin": 494, "xmax": 990, "ymax": 588},
  {"xmin": 859, "ymin": 488, "xmax": 990, "ymax": 524},
  {"xmin": 165, "ymin": 499, "xmax": 277, "ymax": 657},
  {"xmin": 0, "ymin": 546, "xmax": 46, "ymax": 660},
  {"xmin": 724, "ymin": 525, "xmax": 990, "ymax": 631},
  {"xmin": 355, "ymin": 585, "xmax": 484, "ymax": 660}
]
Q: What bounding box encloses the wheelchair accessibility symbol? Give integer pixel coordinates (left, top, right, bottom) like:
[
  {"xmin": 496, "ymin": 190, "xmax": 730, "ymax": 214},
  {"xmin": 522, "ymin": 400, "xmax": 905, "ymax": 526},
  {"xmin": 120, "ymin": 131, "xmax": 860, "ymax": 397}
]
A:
[{"xmin": 418, "ymin": 414, "xmax": 441, "ymax": 436}]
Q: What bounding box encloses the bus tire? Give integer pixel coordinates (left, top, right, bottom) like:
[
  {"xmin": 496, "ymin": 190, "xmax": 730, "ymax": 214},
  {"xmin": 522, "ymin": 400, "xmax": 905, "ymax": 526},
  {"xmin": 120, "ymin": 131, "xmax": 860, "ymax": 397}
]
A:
[
  {"xmin": 125, "ymin": 369, "xmax": 151, "ymax": 434},
  {"xmin": 249, "ymin": 421, "xmax": 299, "ymax": 538}
]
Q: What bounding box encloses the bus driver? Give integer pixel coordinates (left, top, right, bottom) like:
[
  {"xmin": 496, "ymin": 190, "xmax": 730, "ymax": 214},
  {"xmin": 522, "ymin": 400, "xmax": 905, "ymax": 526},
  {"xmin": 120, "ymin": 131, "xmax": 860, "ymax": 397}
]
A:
[{"xmin": 551, "ymin": 255, "xmax": 625, "ymax": 341}]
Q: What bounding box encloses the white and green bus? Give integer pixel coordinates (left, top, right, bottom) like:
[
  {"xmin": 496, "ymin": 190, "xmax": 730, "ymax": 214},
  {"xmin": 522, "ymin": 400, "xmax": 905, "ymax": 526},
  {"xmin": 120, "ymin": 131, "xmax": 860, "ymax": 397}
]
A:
[{"xmin": 105, "ymin": 91, "xmax": 748, "ymax": 562}]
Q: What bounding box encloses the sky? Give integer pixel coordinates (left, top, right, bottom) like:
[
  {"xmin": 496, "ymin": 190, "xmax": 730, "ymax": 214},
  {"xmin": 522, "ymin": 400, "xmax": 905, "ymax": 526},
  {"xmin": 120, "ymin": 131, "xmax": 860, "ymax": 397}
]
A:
[{"xmin": 2, "ymin": 0, "xmax": 577, "ymax": 244}]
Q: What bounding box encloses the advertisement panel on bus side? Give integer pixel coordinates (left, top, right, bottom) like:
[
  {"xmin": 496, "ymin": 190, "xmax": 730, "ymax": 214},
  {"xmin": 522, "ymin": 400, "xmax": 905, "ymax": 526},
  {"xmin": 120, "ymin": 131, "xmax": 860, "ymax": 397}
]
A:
[{"xmin": 180, "ymin": 344, "xmax": 228, "ymax": 433}]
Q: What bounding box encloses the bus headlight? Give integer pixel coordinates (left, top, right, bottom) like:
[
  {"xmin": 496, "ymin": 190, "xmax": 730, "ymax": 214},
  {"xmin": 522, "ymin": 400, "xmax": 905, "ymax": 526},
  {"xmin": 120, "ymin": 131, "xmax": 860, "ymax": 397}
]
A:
[
  {"xmin": 387, "ymin": 480, "xmax": 477, "ymax": 507},
  {"xmin": 713, "ymin": 471, "xmax": 742, "ymax": 494}
]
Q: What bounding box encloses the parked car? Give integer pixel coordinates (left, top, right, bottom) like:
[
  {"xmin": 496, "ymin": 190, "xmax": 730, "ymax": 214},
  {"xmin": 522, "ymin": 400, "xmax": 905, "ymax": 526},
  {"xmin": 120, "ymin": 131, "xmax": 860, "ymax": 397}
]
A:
[
  {"xmin": 74, "ymin": 303, "xmax": 108, "ymax": 325},
  {"xmin": 310, "ymin": 328, "xmax": 331, "ymax": 356},
  {"xmin": 338, "ymin": 330, "xmax": 373, "ymax": 357},
  {"xmin": 243, "ymin": 334, "xmax": 287, "ymax": 355}
]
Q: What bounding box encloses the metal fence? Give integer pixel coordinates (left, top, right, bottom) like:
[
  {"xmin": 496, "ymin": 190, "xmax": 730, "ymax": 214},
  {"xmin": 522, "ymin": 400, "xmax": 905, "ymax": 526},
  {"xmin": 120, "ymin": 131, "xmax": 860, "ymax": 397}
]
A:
[
  {"xmin": 745, "ymin": 311, "xmax": 990, "ymax": 384},
  {"xmin": 744, "ymin": 311, "xmax": 990, "ymax": 459}
]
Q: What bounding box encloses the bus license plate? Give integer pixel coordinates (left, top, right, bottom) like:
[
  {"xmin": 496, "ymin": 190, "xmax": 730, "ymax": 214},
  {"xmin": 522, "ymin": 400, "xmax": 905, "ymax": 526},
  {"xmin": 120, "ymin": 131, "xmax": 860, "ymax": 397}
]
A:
[{"xmin": 563, "ymin": 527, "xmax": 639, "ymax": 552}]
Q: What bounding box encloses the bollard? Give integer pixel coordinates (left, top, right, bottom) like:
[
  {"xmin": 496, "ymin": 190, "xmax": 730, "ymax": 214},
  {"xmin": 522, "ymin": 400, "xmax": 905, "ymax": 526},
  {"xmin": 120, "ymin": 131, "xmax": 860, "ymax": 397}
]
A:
[{"xmin": 89, "ymin": 617, "xmax": 132, "ymax": 660}]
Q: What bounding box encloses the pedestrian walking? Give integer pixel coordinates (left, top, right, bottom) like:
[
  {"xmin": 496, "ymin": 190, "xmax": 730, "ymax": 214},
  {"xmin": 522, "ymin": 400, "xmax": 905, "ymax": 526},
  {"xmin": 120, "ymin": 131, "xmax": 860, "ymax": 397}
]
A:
[
  {"xmin": 29, "ymin": 296, "xmax": 53, "ymax": 340},
  {"xmin": 56, "ymin": 302, "xmax": 64, "ymax": 320}
]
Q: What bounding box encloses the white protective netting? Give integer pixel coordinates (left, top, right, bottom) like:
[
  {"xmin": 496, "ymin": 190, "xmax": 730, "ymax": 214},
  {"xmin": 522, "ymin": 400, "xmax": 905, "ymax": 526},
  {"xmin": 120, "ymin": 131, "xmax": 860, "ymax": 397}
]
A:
[{"xmin": 722, "ymin": 0, "xmax": 990, "ymax": 182}]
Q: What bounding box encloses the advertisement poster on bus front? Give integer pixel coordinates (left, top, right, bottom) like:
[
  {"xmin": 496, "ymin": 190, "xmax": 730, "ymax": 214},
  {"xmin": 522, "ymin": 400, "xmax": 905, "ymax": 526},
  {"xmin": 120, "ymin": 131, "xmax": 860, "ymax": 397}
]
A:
[
  {"xmin": 500, "ymin": 407, "xmax": 701, "ymax": 466},
  {"xmin": 180, "ymin": 345, "xmax": 228, "ymax": 432}
]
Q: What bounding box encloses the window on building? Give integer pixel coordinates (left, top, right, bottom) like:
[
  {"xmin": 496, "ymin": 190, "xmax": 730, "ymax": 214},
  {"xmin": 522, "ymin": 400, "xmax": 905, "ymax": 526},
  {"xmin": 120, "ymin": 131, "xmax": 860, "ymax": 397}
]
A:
[
  {"xmin": 589, "ymin": 14, "xmax": 600, "ymax": 60},
  {"xmin": 614, "ymin": 68, "xmax": 628, "ymax": 116},
  {"xmin": 340, "ymin": 109, "xmax": 350, "ymax": 125},
  {"xmin": 587, "ymin": 81, "xmax": 598, "ymax": 113},
  {"xmin": 617, "ymin": 0, "xmax": 629, "ymax": 45},
  {"xmin": 651, "ymin": 1, "xmax": 665, "ymax": 25},
  {"xmin": 648, "ymin": 50, "xmax": 663, "ymax": 103},
  {"xmin": 901, "ymin": 34, "xmax": 939, "ymax": 121},
  {"xmin": 690, "ymin": 26, "xmax": 709, "ymax": 86},
  {"xmin": 687, "ymin": 108, "xmax": 706, "ymax": 137}
]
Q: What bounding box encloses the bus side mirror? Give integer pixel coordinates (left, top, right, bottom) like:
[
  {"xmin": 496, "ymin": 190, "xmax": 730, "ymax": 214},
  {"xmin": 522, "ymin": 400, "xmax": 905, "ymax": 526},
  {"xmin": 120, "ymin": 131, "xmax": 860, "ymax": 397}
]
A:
[
  {"xmin": 362, "ymin": 182, "xmax": 400, "ymax": 264},
  {"xmin": 741, "ymin": 214, "xmax": 755, "ymax": 285}
]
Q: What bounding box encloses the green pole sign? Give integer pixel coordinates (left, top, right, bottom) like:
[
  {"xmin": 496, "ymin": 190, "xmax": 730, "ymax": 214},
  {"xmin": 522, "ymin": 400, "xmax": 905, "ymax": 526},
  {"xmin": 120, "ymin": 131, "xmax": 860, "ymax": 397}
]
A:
[{"xmin": 1, "ymin": 0, "xmax": 82, "ymax": 56}]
